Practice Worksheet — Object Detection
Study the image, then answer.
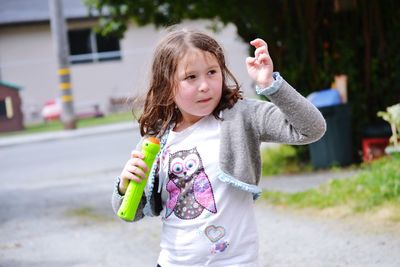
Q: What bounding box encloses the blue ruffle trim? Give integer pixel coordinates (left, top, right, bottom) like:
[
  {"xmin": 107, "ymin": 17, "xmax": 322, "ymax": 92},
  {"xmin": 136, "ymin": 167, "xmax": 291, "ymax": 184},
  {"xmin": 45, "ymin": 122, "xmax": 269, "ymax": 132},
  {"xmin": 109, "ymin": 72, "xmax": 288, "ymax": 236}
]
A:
[{"xmin": 217, "ymin": 171, "xmax": 262, "ymax": 200}]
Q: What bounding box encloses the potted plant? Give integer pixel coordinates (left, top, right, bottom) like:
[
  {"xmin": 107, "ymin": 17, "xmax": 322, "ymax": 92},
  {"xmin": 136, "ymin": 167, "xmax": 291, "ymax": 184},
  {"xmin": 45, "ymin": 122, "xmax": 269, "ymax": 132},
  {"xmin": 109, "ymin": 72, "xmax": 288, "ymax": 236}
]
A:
[{"xmin": 377, "ymin": 103, "xmax": 400, "ymax": 154}]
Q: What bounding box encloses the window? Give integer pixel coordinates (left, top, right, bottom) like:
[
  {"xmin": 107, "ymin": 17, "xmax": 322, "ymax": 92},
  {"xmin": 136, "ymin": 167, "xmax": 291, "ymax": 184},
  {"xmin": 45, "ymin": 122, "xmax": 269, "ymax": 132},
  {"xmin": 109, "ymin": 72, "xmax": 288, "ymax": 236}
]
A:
[
  {"xmin": 68, "ymin": 29, "xmax": 121, "ymax": 64},
  {"xmin": 0, "ymin": 97, "xmax": 13, "ymax": 119}
]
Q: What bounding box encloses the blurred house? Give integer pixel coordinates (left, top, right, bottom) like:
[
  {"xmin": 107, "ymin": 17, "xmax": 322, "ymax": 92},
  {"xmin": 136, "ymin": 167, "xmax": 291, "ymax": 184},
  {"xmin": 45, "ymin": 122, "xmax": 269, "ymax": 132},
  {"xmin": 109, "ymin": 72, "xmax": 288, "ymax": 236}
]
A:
[
  {"xmin": 0, "ymin": 0, "xmax": 251, "ymax": 123},
  {"xmin": 0, "ymin": 81, "xmax": 24, "ymax": 132}
]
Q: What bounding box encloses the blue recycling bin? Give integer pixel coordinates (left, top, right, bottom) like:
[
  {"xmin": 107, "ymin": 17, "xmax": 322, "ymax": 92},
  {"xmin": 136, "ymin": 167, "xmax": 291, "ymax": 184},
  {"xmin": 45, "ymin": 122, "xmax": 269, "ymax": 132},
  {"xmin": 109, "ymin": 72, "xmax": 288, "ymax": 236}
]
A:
[
  {"xmin": 307, "ymin": 89, "xmax": 353, "ymax": 168},
  {"xmin": 307, "ymin": 89, "xmax": 341, "ymax": 108}
]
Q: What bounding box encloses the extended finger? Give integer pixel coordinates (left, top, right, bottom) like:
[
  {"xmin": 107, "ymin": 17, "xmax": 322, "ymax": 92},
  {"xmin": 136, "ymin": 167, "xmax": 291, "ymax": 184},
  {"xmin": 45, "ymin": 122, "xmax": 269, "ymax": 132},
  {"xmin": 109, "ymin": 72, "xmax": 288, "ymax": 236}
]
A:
[{"xmin": 250, "ymin": 38, "xmax": 268, "ymax": 49}]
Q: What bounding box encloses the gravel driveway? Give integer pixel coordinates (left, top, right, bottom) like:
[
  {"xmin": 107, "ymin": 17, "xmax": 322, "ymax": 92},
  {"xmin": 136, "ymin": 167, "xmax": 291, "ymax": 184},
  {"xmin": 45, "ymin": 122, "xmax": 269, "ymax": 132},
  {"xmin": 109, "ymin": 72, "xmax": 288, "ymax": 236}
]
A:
[{"xmin": 1, "ymin": 170, "xmax": 399, "ymax": 267}]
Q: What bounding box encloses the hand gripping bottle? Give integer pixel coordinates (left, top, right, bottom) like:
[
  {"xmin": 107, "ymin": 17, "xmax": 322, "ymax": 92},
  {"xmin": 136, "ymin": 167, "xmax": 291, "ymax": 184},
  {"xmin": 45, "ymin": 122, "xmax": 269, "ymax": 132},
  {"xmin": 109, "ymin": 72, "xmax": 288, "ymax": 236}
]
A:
[{"xmin": 118, "ymin": 137, "xmax": 160, "ymax": 221}]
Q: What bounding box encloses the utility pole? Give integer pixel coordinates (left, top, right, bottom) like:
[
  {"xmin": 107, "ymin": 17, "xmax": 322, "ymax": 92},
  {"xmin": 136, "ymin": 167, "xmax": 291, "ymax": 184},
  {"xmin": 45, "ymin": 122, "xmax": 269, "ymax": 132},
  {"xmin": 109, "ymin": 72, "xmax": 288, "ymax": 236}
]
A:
[{"xmin": 48, "ymin": 0, "xmax": 76, "ymax": 129}]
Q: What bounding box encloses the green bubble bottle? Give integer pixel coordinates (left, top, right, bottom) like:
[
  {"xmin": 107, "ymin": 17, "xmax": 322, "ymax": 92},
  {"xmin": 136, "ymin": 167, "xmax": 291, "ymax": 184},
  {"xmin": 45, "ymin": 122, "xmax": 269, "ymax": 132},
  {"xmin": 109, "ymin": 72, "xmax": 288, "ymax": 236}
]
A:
[{"xmin": 117, "ymin": 137, "xmax": 160, "ymax": 221}]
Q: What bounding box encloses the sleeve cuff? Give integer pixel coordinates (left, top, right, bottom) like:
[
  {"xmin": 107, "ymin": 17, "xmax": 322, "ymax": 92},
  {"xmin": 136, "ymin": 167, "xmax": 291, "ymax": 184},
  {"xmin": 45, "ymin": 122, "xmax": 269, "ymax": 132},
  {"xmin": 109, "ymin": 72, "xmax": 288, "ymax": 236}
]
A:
[
  {"xmin": 255, "ymin": 72, "xmax": 283, "ymax": 96},
  {"xmin": 113, "ymin": 177, "xmax": 124, "ymax": 200}
]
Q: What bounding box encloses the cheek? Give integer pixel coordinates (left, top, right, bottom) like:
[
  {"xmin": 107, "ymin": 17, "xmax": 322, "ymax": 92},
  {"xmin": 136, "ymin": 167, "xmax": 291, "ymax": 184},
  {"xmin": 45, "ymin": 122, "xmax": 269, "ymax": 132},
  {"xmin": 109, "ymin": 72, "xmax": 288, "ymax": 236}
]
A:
[
  {"xmin": 176, "ymin": 82, "xmax": 196, "ymax": 97},
  {"xmin": 212, "ymin": 79, "xmax": 223, "ymax": 98},
  {"xmin": 174, "ymin": 88, "xmax": 193, "ymax": 107},
  {"xmin": 213, "ymin": 74, "xmax": 223, "ymax": 90}
]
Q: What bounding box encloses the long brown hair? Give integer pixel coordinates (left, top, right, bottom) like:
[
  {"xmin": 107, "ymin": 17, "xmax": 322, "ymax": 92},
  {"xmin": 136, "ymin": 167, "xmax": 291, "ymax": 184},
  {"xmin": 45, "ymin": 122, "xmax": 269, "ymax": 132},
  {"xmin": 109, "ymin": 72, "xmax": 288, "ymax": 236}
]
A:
[{"xmin": 139, "ymin": 28, "xmax": 242, "ymax": 136}]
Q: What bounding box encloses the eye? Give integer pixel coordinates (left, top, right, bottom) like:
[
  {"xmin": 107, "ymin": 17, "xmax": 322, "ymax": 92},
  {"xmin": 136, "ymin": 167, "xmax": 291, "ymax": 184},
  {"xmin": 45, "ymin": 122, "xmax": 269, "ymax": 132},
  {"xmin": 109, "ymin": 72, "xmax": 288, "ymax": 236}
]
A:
[
  {"xmin": 208, "ymin": 69, "xmax": 217, "ymax": 75},
  {"xmin": 171, "ymin": 162, "xmax": 184, "ymax": 174},
  {"xmin": 185, "ymin": 158, "xmax": 198, "ymax": 171},
  {"xmin": 185, "ymin": 75, "xmax": 196, "ymax": 80}
]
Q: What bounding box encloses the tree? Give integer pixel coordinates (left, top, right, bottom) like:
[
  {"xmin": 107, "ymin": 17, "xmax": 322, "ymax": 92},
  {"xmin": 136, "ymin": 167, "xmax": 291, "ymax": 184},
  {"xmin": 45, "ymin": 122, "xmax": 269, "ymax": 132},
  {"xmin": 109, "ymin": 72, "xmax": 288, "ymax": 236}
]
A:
[{"xmin": 85, "ymin": 0, "xmax": 400, "ymax": 161}]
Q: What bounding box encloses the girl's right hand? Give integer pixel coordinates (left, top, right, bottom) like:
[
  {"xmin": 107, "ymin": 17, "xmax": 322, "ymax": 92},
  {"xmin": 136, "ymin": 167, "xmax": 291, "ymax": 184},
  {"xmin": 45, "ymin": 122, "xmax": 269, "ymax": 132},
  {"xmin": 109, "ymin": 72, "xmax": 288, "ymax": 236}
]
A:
[{"xmin": 118, "ymin": 150, "xmax": 149, "ymax": 195}]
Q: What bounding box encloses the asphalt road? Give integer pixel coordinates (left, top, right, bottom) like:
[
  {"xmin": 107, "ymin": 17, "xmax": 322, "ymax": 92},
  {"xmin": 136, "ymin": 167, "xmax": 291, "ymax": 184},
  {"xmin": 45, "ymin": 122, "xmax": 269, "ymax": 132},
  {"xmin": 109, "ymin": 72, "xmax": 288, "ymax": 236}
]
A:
[{"xmin": 1, "ymin": 127, "xmax": 399, "ymax": 267}]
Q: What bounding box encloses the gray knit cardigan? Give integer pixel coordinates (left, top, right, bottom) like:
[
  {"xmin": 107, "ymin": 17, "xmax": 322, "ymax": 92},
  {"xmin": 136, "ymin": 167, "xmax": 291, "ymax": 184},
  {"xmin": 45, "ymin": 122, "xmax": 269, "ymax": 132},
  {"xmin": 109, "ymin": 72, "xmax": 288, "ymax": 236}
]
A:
[{"xmin": 112, "ymin": 74, "xmax": 326, "ymax": 221}]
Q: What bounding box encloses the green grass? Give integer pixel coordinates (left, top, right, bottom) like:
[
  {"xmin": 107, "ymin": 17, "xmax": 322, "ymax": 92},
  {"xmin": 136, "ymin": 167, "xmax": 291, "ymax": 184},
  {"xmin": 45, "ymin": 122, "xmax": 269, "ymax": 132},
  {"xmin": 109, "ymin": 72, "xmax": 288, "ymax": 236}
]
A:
[
  {"xmin": 262, "ymin": 154, "xmax": 400, "ymax": 213},
  {"xmin": 261, "ymin": 144, "xmax": 312, "ymax": 176},
  {"xmin": 0, "ymin": 112, "xmax": 134, "ymax": 137}
]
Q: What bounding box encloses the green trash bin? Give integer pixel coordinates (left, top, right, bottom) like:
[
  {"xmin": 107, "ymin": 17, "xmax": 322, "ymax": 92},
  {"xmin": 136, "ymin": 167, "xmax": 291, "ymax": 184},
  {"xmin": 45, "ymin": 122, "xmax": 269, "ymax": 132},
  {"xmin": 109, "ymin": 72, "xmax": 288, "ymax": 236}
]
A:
[{"xmin": 309, "ymin": 104, "xmax": 353, "ymax": 168}]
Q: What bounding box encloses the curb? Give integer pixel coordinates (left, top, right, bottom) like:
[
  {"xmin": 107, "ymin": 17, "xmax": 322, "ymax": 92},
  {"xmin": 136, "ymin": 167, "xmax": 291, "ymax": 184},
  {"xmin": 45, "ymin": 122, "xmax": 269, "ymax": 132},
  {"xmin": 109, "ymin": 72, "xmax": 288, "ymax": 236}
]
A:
[{"xmin": 0, "ymin": 122, "xmax": 138, "ymax": 148}]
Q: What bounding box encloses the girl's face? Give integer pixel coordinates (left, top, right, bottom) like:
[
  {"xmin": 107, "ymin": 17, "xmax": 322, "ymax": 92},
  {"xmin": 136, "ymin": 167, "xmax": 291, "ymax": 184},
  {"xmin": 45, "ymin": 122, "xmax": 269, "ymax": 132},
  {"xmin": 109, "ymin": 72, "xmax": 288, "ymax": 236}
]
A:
[{"xmin": 174, "ymin": 48, "xmax": 223, "ymax": 126}]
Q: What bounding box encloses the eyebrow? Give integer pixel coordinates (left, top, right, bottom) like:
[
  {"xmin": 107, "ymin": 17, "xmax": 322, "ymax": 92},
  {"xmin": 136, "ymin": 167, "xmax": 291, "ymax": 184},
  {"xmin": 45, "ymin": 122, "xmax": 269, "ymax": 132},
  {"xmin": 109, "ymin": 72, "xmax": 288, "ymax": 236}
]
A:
[
  {"xmin": 208, "ymin": 65, "xmax": 220, "ymax": 70},
  {"xmin": 183, "ymin": 64, "xmax": 220, "ymax": 73}
]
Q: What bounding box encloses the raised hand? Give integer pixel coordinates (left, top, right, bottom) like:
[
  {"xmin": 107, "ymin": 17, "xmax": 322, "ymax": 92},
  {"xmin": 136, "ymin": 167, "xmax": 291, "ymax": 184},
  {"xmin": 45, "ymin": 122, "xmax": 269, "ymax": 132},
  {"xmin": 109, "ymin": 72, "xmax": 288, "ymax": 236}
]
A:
[{"xmin": 245, "ymin": 38, "xmax": 274, "ymax": 88}]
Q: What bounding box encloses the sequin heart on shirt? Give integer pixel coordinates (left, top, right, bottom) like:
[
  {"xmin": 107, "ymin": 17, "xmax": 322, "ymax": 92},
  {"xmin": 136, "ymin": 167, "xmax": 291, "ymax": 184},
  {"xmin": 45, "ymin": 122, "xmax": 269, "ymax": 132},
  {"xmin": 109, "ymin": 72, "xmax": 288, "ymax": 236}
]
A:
[{"xmin": 205, "ymin": 225, "xmax": 226, "ymax": 243}]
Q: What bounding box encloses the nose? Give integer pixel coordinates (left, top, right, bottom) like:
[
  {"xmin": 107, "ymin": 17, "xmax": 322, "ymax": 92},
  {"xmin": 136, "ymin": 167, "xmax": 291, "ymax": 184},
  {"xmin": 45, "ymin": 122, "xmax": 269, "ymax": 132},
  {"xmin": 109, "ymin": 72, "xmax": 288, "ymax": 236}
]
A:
[{"xmin": 198, "ymin": 78, "xmax": 209, "ymax": 92}]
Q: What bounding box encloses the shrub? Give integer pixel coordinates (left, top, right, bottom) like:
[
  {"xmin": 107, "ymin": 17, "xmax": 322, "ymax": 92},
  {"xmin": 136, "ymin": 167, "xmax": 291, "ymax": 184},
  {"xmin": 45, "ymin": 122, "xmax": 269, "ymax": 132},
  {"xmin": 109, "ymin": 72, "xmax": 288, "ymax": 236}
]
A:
[{"xmin": 261, "ymin": 145, "xmax": 312, "ymax": 176}]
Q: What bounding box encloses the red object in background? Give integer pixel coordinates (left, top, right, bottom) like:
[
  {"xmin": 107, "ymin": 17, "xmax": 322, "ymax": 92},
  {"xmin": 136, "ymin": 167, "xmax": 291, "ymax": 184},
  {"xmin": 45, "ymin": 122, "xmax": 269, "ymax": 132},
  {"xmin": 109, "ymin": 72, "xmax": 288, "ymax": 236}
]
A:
[
  {"xmin": 41, "ymin": 99, "xmax": 104, "ymax": 121},
  {"xmin": 41, "ymin": 99, "xmax": 61, "ymax": 121},
  {"xmin": 362, "ymin": 138, "xmax": 389, "ymax": 162}
]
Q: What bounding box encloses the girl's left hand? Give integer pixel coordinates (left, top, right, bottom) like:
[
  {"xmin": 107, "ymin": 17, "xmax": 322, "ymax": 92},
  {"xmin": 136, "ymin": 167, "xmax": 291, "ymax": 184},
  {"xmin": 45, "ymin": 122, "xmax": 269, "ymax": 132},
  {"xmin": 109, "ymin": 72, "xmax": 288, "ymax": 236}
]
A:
[{"xmin": 246, "ymin": 38, "xmax": 274, "ymax": 88}]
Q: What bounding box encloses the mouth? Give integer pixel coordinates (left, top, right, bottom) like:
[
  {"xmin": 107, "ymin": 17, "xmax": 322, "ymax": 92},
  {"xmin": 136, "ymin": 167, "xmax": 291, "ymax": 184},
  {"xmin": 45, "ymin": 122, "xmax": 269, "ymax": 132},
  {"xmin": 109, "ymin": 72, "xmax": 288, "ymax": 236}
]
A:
[{"xmin": 197, "ymin": 98, "xmax": 212, "ymax": 103}]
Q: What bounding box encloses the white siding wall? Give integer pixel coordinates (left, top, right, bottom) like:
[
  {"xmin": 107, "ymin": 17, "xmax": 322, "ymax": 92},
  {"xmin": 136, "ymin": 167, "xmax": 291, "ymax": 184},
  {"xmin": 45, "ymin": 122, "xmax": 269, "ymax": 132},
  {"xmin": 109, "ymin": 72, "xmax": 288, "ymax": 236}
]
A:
[
  {"xmin": 0, "ymin": 23, "xmax": 58, "ymax": 121},
  {"xmin": 0, "ymin": 20, "xmax": 253, "ymax": 123}
]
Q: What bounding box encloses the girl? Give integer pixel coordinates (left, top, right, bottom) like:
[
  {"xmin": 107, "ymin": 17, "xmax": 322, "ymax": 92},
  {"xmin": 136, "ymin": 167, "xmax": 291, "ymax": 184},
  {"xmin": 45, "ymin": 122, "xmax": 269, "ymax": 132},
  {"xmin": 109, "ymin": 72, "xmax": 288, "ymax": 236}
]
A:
[{"xmin": 113, "ymin": 28, "xmax": 326, "ymax": 267}]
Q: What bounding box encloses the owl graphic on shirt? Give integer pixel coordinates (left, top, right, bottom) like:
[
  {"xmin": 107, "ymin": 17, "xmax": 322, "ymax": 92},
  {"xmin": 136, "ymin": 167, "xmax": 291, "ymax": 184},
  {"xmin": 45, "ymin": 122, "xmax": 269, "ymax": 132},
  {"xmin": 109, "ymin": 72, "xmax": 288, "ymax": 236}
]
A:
[{"xmin": 165, "ymin": 147, "xmax": 217, "ymax": 219}]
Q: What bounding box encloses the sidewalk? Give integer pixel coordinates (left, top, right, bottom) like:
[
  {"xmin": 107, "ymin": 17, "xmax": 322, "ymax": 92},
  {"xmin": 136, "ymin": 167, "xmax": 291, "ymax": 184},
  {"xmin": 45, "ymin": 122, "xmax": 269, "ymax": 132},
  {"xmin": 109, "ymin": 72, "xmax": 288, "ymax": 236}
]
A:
[
  {"xmin": 259, "ymin": 169, "xmax": 359, "ymax": 192},
  {"xmin": 0, "ymin": 121, "xmax": 137, "ymax": 148}
]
